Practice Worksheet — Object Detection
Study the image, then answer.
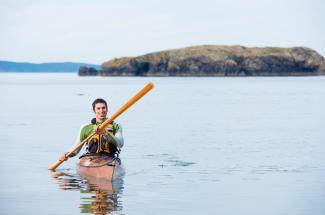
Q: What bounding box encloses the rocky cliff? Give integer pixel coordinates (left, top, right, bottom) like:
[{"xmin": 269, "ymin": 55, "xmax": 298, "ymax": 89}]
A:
[{"xmin": 79, "ymin": 45, "xmax": 325, "ymax": 76}]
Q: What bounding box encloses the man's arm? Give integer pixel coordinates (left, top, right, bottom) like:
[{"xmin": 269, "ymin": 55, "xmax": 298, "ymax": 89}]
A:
[
  {"xmin": 69, "ymin": 124, "xmax": 89, "ymax": 157},
  {"xmin": 107, "ymin": 123, "xmax": 124, "ymax": 148}
]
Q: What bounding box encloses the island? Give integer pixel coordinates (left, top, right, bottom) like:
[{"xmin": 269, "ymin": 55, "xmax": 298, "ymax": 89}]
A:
[
  {"xmin": 79, "ymin": 45, "xmax": 325, "ymax": 76},
  {"xmin": 0, "ymin": 61, "xmax": 99, "ymax": 73}
]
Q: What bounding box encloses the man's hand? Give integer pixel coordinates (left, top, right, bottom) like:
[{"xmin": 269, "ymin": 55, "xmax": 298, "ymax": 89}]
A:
[
  {"xmin": 59, "ymin": 152, "xmax": 69, "ymax": 161},
  {"xmin": 94, "ymin": 125, "xmax": 100, "ymax": 134}
]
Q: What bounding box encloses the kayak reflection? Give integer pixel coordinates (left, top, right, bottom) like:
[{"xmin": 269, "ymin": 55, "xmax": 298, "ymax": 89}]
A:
[{"xmin": 52, "ymin": 171, "xmax": 124, "ymax": 214}]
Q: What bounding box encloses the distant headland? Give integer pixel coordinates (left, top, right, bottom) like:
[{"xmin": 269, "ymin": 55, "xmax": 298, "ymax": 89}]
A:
[
  {"xmin": 79, "ymin": 45, "xmax": 325, "ymax": 76},
  {"xmin": 0, "ymin": 61, "xmax": 99, "ymax": 73}
]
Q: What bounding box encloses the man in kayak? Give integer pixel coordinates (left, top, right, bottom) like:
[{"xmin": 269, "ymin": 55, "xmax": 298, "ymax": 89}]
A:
[{"xmin": 59, "ymin": 98, "xmax": 124, "ymax": 161}]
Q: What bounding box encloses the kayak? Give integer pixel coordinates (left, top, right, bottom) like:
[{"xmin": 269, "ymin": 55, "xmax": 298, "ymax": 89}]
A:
[{"xmin": 77, "ymin": 155, "xmax": 125, "ymax": 181}]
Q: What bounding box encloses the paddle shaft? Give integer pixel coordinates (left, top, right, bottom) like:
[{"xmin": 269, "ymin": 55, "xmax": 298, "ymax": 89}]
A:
[{"xmin": 49, "ymin": 82, "xmax": 154, "ymax": 171}]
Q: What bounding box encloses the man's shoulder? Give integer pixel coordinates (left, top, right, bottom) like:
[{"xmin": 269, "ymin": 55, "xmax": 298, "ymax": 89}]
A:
[
  {"xmin": 112, "ymin": 121, "xmax": 122, "ymax": 128},
  {"xmin": 112, "ymin": 121, "xmax": 121, "ymax": 126},
  {"xmin": 79, "ymin": 123, "xmax": 94, "ymax": 141},
  {"xmin": 112, "ymin": 121, "xmax": 121, "ymax": 125},
  {"xmin": 81, "ymin": 123, "xmax": 94, "ymax": 132}
]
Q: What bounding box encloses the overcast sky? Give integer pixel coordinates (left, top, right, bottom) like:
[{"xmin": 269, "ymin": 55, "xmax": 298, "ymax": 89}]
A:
[{"xmin": 1, "ymin": 0, "xmax": 324, "ymax": 64}]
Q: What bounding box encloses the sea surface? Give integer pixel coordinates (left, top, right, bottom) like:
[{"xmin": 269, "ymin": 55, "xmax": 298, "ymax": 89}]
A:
[{"xmin": 0, "ymin": 73, "xmax": 324, "ymax": 215}]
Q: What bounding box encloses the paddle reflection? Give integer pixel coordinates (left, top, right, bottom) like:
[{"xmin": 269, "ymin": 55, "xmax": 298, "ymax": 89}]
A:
[{"xmin": 52, "ymin": 171, "xmax": 124, "ymax": 214}]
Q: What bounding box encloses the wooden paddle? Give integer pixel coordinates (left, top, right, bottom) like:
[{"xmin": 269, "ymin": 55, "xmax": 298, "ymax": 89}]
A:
[{"xmin": 49, "ymin": 82, "xmax": 154, "ymax": 171}]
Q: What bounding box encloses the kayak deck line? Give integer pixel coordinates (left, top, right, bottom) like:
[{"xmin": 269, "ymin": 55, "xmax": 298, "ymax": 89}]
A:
[
  {"xmin": 78, "ymin": 155, "xmax": 118, "ymax": 168},
  {"xmin": 78, "ymin": 162, "xmax": 115, "ymax": 168}
]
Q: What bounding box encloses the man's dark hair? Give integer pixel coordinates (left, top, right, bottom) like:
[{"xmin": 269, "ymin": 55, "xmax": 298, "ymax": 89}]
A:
[{"xmin": 92, "ymin": 98, "xmax": 107, "ymax": 110}]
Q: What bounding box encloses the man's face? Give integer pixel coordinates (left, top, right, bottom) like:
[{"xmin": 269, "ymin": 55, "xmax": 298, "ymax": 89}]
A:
[{"xmin": 93, "ymin": 103, "xmax": 108, "ymax": 120}]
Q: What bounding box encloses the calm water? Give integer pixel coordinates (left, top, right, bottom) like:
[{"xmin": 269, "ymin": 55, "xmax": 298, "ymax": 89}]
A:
[{"xmin": 0, "ymin": 73, "xmax": 324, "ymax": 215}]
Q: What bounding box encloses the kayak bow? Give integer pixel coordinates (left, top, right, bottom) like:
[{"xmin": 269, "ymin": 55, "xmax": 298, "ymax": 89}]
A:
[{"xmin": 77, "ymin": 155, "xmax": 125, "ymax": 181}]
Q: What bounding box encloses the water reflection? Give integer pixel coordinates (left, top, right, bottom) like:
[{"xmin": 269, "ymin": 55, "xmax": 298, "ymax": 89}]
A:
[{"xmin": 52, "ymin": 171, "xmax": 124, "ymax": 214}]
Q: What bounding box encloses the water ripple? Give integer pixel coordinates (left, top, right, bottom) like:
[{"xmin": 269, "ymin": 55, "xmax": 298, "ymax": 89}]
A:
[{"xmin": 165, "ymin": 159, "xmax": 196, "ymax": 167}]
